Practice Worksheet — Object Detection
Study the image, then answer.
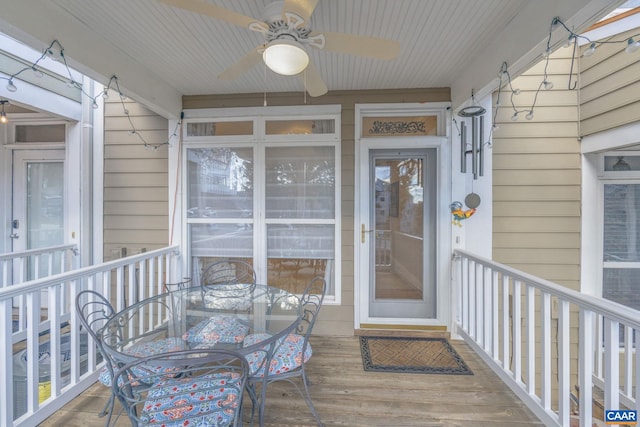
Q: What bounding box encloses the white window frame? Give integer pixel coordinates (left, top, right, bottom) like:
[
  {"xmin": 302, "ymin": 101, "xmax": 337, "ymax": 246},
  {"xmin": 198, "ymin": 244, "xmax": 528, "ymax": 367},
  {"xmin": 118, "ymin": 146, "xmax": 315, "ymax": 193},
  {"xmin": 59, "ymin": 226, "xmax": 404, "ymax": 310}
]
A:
[{"xmin": 178, "ymin": 105, "xmax": 342, "ymax": 304}]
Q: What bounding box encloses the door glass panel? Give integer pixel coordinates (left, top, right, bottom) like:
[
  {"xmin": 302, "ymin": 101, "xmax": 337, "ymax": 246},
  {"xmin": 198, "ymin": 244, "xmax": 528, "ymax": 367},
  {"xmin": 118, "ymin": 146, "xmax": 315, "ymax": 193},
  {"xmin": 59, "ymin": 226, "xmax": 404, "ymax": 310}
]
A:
[
  {"xmin": 374, "ymin": 158, "xmax": 424, "ymax": 300},
  {"xmin": 27, "ymin": 162, "xmax": 64, "ymax": 249},
  {"xmin": 26, "ymin": 161, "xmax": 64, "ymax": 279}
]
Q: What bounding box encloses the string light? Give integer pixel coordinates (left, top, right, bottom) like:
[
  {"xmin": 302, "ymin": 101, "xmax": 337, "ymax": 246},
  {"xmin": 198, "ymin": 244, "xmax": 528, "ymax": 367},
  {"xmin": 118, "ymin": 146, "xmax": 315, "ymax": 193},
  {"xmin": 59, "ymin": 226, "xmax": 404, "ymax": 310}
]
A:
[
  {"xmin": 493, "ymin": 16, "xmax": 640, "ymax": 131},
  {"xmin": 0, "ymin": 39, "xmax": 181, "ymax": 150}
]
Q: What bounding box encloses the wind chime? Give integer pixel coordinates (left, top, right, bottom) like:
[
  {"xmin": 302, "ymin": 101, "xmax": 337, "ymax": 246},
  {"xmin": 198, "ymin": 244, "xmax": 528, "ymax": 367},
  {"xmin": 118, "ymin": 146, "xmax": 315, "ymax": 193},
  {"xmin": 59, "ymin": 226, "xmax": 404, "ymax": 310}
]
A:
[{"xmin": 451, "ymin": 98, "xmax": 485, "ymax": 226}]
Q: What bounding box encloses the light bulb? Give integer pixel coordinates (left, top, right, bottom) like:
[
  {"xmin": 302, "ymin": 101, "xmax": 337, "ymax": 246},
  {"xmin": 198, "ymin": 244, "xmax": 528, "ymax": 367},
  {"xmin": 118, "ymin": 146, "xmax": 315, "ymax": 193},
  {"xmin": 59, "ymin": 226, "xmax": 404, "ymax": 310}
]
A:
[
  {"xmin": 128, "ymin": 130, "xmax": 136, "ymax": 136},
  {"xmin": 543, "ymin": 80, "xmax": 554, "ymax": 90},
  {"xmin": 92, "ymin": 100, "xmax": 99, "ymax": 109},
  {"xmin": 0, "ymin": 112, "xmax": 7, "ymax": 124},
  {"xmin": 123, "ymin": 109, "xmax": 129, "ymax": 115},
  {"xmin": 66, "ymin": 79, "xmax": 76, "ymax": 88},
  {"xmin": 511, "ymin": 112, "xmax": 519, "ymax": 121},
  {"xmin": 625, "ymin": 38, "xmax": 639, "ymax": 54},
  {"xmin": 525, "ymin": 111, "xmax": 534, "ymax": 120},
  {"xmin": 512, "ymin": 88, "xmax": 521, "ymax": 95},
  {"xmin": 102, "ymin": 90, "xmax": 109, "ymax": 99},
  {"xmin": 583, "ymin": 42, "xmax": 597, "ymax": 57},
  {"xmin": 542, "ymin": 48, "xmax": 551, "ymax": 58},
  {"xmin": 7, "ymin": 79, "xmax": 17, "ymax": 92},
  {"xmin": 564, "ymin": 35, "xmax": 575, "ymax": 48},
  {"xmin": 492, "ymin": 123, "xmax": 499, "ymax": 130},
  {"xmin": 119, "ymin": 93, "xmax": 127, "ymax": 101},
  {"xmin": 32, "ymin": 67, "xmax": 44, "ymax": 78}
]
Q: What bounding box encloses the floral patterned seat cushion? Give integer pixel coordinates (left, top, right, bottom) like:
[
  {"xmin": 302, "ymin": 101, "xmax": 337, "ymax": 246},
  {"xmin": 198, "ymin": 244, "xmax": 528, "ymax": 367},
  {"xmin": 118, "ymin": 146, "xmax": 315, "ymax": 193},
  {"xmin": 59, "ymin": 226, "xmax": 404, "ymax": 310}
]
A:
[
  {"xmin": 183, "ymin": 316, "xmax": 249, "ymax": 345},
  {"xmin": 140, "ymin": 372, "xmax": 242, "ymax": 427},
  {"xmin": 98, "ymin": 337, "xmax": 185, "ymax": 387},
  {"xmin": 243, "ymin": 333, "xmax": 312, "ymax": 378}
]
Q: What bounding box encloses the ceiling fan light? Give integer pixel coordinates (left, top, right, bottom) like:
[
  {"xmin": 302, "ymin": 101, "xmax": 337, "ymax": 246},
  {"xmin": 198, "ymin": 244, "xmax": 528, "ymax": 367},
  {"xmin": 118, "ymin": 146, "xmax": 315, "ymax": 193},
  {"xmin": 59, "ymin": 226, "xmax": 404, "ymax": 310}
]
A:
[{"xmin": 263, "ymin": 39, "xmax": 309, "ymax": 76}]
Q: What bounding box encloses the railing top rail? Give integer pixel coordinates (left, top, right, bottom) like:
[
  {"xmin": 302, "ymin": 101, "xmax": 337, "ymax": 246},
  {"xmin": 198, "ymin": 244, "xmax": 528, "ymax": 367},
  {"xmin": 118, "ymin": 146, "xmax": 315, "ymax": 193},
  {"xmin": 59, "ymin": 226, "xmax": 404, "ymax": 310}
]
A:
[
  {"xmin": 0, "ymin": 244, "xmax": 78, "ymax": 261},
  {"xmin": 0, "ymin": 245, "xmax": 180, "ymax": 301},
  {"xmin": 454, "ymin": 248, "xmax": 640, "ymax": 330}
]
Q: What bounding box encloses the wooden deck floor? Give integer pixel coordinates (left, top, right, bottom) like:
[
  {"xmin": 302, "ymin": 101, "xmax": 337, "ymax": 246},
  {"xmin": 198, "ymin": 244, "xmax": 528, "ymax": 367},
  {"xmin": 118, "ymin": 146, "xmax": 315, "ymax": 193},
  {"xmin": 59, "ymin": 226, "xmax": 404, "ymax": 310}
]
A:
[{"xmin": 40, "ymin": 336, "xmax": 544, "ymax": 427}]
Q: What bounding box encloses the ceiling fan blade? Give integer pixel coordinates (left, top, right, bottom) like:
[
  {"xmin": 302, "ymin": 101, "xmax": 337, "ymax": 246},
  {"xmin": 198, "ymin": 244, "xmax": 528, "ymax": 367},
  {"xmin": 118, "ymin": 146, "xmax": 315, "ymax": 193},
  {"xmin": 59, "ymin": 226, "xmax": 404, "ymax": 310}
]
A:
[
  {"xmin": 302, "ymin": 60, "xmax": 327, "ymax": 97},
  {"xmin": 317, "ymin": 32, "xmax": 400, "ymax": 60},
  {"xmin": 282, "ymin": 0, "xmax": 319, "ymax": 23},
  {"xmin": 218, "ymin": 48, "xmax": 263, "ymax": 80},
  {"xmin": 158, "ymin": 0, "xmax": 267, "ymax": 30}
]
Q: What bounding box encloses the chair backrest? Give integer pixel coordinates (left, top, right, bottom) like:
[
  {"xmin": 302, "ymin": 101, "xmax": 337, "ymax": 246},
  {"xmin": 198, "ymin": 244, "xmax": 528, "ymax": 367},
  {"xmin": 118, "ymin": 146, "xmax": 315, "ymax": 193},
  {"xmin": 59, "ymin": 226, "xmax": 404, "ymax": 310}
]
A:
[
  {"xmin": 75, "ymin": 290, "xmax": 117, "ymax": 373},
  {"xmin": 295, "ymin": 276, "xmax": 327, "ymax": 352},
  {"xmin": 201, "ymin": 259, "xmax": 256, "ymax": 288},
  {"xmin": 113, "ymin": 349, "xmax": 250, "ymax": 427}
]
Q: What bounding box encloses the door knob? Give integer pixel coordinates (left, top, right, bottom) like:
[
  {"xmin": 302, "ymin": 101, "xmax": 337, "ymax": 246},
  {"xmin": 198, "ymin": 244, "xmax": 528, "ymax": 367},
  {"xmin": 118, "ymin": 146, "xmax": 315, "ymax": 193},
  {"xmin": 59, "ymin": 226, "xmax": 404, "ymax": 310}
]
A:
[{"xmin": 9, "ymin": 233, "xmax": 19, "ymax": 239}]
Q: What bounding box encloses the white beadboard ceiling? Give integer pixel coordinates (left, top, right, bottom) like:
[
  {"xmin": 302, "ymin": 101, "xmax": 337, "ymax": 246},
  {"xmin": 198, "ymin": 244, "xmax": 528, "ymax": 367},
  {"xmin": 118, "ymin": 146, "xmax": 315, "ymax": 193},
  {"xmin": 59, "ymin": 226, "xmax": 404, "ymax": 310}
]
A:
[{"xmin": 0, "ymin": 0, "xmax": 625, "ymax": 117}]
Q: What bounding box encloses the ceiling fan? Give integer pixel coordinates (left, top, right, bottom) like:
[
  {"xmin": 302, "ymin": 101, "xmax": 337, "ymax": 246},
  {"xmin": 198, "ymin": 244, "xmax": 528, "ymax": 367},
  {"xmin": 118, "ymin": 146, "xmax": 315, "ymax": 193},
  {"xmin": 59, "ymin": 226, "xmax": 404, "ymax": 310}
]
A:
[{"xmin": 158, "ymin": 0, "xmax": 401, "ymax": 96}]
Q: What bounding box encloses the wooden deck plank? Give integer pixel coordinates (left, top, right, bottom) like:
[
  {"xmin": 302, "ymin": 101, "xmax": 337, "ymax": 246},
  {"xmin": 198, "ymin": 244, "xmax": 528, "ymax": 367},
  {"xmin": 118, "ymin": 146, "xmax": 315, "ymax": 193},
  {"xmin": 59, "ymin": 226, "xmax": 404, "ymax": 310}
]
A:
[{"xmin": 39, "ymin": 336, "xmax": 544, "ymax": 426}]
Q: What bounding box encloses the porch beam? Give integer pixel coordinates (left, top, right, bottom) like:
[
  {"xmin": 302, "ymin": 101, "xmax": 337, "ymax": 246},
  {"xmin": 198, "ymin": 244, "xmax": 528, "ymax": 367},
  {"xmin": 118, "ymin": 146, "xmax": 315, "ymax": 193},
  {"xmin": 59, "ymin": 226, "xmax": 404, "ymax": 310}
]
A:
[
  {"xmin": 451, "ymin": 0, "xmax": 625, "ymax": 110},
  {"xmin": 0, "ymin": 0, "xmax": 183, "ymax": 119}
]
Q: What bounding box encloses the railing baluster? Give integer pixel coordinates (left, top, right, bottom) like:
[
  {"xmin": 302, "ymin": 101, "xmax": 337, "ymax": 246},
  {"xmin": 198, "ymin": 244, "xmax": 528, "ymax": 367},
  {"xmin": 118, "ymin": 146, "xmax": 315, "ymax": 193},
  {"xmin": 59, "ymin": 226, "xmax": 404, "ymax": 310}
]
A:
[
  {"xmin": 483, "ymin": 266, "xmax": 491, "ymax": 353},
  {"xmin": 604, "ymin": 318, "xmax": 620, "ymax": 411},
  {"xmin": 502, "ymin": 274, "xmax": 510, "ymax": 371},
  {"xmin": 526, "ymin": 284, "xmax": 535, "ymax": 395},
  {"xmin": 541, "ymin": 291, "xmax": 551, "ymax": 410},
  {"xmin": 579, "ymin": 308, "xmax": 594, "ymax": 427},
  {"xmin": 624, "ymin": 325, "xmax": 632, "ymax": 398},
  {"xmin": 469, "ymin": 260, "xmax": 476, "ymax": 339},
  {"xmin": 492, "ymin": 270, "xmax": 499, "ymax": 360},
  {"xmin": 513, "ymin": 279, "xmax": 522, "ymax": 383},
  {"xmin": 558, "ymin": 300, "xmax": 570, "ymax": 426},
  {"xmin": 462, "ymin": 257, "xmax": 468, "ymax": 332},
  {"xmin": 476, "ymin": 264, "xmax": 484, "ymax": 347}
]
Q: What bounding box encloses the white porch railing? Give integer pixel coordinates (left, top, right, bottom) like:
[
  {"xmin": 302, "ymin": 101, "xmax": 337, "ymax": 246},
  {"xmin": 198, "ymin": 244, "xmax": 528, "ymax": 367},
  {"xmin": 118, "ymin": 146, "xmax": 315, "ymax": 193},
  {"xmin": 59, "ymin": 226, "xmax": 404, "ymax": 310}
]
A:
[
  {"xmin": 454, "ymin": 249, "xmax": 640, "ymax": 427},
  {"xmin": 0, "ymin": 244, "xmax": 79, "ymax": 287},
  {"xmin": 1, "ymin": 245, "xmax": 79, "ymax": 342},
  {"xmin": 0, "ymin": 245, "xmax": 181, "ymax": 427}
]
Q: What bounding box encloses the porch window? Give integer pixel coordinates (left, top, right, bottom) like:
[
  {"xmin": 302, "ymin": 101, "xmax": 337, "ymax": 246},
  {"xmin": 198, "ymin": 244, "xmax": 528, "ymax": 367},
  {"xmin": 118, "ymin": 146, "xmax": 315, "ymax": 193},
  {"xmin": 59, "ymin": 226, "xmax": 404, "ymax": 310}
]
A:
[
  {"xmin": 603, "ymin": 182, "xmax": 640, "ymax": 311},
  {"xmin": 185, "ymin": 110, "xmax": 340, "ymax": 299}
]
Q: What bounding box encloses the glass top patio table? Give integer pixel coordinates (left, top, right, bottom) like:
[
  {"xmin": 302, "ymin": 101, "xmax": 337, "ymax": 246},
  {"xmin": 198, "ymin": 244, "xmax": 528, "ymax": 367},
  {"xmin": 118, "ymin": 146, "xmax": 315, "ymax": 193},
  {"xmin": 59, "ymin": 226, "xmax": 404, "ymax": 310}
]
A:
[{"xmin": 100, "ymin": 284, "xmax": 302, "ymax": 365}]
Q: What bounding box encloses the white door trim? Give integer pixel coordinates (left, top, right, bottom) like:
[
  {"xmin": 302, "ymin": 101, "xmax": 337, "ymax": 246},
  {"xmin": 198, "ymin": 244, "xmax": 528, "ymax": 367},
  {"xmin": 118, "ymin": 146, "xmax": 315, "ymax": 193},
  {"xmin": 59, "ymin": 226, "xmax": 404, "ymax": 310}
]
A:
[{"xmin": 354, "ymin": 103, "xmax": 452, "ymax": 329}]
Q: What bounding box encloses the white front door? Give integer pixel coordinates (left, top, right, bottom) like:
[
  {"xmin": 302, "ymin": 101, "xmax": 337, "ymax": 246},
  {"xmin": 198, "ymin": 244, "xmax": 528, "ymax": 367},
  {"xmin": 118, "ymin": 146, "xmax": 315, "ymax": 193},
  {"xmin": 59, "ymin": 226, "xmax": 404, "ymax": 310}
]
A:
[
  {"xmin": 12, "ymin": 149, "xmax": 65, "ymax": 279},
  {"xmin": 357, "ymin": 139, "xmax": 442, "ymax": 324}
]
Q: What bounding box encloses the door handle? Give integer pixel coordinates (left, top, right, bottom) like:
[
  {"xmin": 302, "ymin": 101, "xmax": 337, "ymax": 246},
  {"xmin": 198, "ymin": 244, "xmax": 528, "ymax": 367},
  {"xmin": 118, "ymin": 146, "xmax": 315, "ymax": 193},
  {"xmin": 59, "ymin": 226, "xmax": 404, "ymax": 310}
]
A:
[
  {"xmin": 361, "ymin": 224, "xmax": 373, "ymax": 243},
  {"xmin": 9, "ymin": 233, "xmax": 19, "ymax": 239}
]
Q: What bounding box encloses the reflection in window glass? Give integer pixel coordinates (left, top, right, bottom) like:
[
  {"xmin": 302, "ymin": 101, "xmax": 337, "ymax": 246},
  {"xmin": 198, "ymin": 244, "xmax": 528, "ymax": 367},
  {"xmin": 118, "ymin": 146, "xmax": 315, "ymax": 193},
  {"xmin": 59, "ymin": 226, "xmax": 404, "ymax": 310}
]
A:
[
  {"xmin": 190, "ymin": 223, "xmax": 253, "ymax": 286},
  {"xmin": 187, "ymin": 148, "xmax": 253, "ymax": 219},
  {"xmin": 265, "ymin": 146, "xmax": 335, "ymax": 219}
]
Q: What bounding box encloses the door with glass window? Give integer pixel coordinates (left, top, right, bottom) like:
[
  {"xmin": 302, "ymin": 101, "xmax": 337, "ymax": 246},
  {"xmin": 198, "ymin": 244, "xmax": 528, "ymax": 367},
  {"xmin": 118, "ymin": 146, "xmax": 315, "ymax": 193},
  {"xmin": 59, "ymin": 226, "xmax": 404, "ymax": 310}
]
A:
[{"xmin": 359, "ymin": 146, "xmax": 437, "ymax": 320}]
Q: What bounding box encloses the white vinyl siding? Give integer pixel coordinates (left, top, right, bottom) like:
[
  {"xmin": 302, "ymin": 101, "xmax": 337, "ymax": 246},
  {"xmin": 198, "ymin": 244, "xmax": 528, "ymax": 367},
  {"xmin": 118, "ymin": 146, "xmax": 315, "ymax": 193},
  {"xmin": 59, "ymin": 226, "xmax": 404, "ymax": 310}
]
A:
[{"xmin": 103, "ymin": 90, "xmax": 169, "ymax": 260}]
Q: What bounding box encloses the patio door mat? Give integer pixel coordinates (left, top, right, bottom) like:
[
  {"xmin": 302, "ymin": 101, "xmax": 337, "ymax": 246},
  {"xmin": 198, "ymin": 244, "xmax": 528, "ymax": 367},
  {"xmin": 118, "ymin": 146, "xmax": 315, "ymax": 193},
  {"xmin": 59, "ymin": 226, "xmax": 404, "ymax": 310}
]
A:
[{"xmin": 359, "ymin": 336, "xmax": 473, "ymax": 375}]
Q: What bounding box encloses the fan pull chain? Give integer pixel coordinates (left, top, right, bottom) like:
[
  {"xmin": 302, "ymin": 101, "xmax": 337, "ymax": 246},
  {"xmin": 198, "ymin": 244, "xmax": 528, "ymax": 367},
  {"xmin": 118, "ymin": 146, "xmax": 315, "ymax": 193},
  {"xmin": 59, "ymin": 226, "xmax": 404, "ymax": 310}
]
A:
[{"xmin": 304, "ymin": 69, "xmax": 308, "ymax": 104}]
